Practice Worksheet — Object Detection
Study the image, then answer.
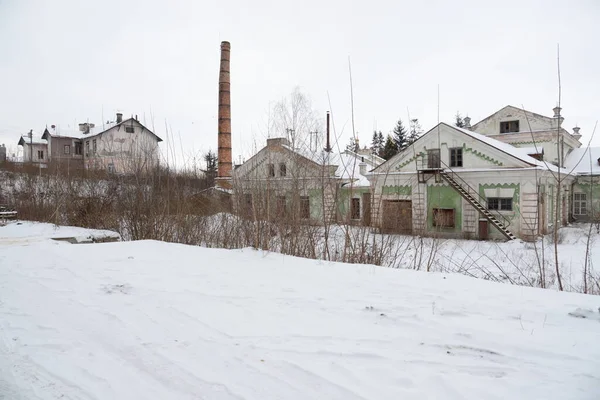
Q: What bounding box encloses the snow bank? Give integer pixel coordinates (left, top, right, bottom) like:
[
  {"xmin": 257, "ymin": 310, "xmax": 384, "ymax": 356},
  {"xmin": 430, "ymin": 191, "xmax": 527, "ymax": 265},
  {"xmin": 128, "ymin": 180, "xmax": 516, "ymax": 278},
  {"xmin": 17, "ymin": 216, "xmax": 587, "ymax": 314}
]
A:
[
  {"xmin": 0, "ymin": 220, "xmax": 120, "ymax": 244},
  {"xmin": 1, "ymin": 231, "xmax": 599, "ymax": 399}
]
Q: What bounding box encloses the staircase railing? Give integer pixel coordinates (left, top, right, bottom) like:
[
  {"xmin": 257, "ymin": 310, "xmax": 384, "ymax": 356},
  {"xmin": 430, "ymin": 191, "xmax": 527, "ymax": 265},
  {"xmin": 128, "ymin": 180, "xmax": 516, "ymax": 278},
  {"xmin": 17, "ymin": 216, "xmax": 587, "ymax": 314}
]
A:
[{"xmin": 438, "ymin": 160, "xmax": 512, "ymax": 229}]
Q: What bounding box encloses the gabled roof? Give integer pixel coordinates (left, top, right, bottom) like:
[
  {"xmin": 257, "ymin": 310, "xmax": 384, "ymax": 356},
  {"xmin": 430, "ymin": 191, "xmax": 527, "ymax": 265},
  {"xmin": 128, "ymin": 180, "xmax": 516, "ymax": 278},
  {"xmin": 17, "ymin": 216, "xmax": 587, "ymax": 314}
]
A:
[
  {"xmin": 41, "ymin": 118, "xmax": 163, "ymax": 142},
  {"xmin": 373, "ymin": 122, "xmax": 564, "ymax": 173},
  {"xmin": 238, "ymin": 138, "xmax": 376, "ymax": 187},
  {"xmin": 564, "ymin": 147, "xmax": 600, "ymax": 175},
  {"xmin": 471, "ymin": 105, "xmax": 553, "ymax": 129},
  {"xmin": 18, "ymin": 134, "xmax": 46, "ymax": 146},
  {"xmin": 451, "ymin": 124, "xmax": 546, "ymax": 167}
]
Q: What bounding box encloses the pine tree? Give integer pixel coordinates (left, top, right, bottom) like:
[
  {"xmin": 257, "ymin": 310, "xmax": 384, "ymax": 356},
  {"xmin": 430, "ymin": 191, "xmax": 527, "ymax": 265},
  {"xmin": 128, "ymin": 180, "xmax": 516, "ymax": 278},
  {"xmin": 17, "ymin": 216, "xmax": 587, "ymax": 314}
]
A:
[
  {"xmin": 204, "ymin": 150, "xmax": 218, "ymax": 174},
  {"xmin": 408, "ymin": 118, "xmax": 423, "ymax": 145},
  {"xmin": 345, "ymin": 136, "xmax": 359, "ymax": 153},
  {"xmin": 380, "ymin": 135, "xmax": 398, "ymax": 160},
  {"xmin": 371, "ymin": 130, "xmax": 384, "ymax": 155},
  {"xmin": 377, "ymin": 131, "xmax": 384, "ymax": 153},
  {"xmin": 455, "ymin": 112, "xmax": 465, "ymax": 128},
  {"xmin": 392, "ymin": 119, "xmax": 408, "ymax": 151}
]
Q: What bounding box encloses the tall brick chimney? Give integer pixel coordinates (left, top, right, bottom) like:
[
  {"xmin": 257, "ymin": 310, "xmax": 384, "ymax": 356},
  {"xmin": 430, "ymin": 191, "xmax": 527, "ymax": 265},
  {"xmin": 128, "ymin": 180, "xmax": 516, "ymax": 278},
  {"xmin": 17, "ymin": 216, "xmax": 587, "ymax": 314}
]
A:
[{"xmin": 217, "ymin": 41, "xmax": 232, "ymax": 181}]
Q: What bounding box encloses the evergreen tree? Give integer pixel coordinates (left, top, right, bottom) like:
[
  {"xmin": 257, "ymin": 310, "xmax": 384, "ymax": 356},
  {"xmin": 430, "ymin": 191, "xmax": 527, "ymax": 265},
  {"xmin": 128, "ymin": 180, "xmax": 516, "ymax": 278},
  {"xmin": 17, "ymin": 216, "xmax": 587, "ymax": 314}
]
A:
[
  {"xmin": 204, "ymin": 150, "xmax": 218, "ymax": 174},
  {"xmin": 408, "ymin": 118, "xmax": 423, "ymax": 145},
  {"xmin": 392, "ymin": 119, "xmax": 408, "ymax": 151},
  {"xmin": 345, "ymin": 136, "xmax": 359, "ymax": 153},
  {"xmin": 371, "ymin": 130, "xmax": 384, "ymax": 155},
  {"xmin": 380, "ymin": 135, "xmax": 398, "ymax": 160},
  {"xmin": 455, "ymin": 112, "xmax": 465, "ymax": 128},
  {"xmin": 377, "ymin": 131, "xmax": 384, "ymax": 153}
]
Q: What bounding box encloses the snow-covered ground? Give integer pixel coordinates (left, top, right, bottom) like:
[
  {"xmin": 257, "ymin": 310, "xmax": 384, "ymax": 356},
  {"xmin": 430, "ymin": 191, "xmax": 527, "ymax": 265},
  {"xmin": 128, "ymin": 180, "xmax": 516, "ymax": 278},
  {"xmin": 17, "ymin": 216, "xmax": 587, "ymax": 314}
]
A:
[
  {"xmin": 0, "ymin": 220, "xmax": 120, "ymax": 245},
  {"xmin": 1, "ymin": 223, "xmax": 600, "ymax": 399}
]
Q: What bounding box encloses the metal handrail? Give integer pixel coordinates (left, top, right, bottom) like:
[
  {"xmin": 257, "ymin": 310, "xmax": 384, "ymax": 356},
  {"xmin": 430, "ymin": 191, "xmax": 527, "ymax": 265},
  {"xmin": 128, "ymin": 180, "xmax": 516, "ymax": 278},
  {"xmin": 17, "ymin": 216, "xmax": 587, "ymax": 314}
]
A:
[{"xmin": 438, "ymin": 159, "xmax": 512, "ymax": 228}]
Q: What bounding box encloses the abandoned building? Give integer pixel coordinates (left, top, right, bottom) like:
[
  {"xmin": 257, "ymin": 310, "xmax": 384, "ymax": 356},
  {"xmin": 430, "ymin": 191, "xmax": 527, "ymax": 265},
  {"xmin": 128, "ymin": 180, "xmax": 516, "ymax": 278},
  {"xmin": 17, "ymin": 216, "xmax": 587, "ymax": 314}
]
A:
[
  {"xmin": 369, "ymin": 121, "xmax": 573, "ymax": 241},
  {"xmin": 232, "ymin": 135, "xmax": 383, "ymax": 224},
  {"xmin": 17, "ymin": 113, "xmax": 162, "ymax": 174}
]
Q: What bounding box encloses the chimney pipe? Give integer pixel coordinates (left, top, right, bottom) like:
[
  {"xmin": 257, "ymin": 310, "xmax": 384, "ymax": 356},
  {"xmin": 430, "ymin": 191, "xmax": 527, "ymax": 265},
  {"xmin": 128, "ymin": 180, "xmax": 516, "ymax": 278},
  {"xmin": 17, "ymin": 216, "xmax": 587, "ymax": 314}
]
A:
[
  {"xmin": 573, "ymin": 126, "xmax": 580, "ymax": 135},
  {"xmin": 217, "ymin": 41, "xmax": 232, "ymax": 179},
  {"xmin": 116, "ymin": 113, "xmax": 123, "ymax": 123},
  {"xmin": 325, "ymin": 111, "xmax": 331, "ymax": 152}
]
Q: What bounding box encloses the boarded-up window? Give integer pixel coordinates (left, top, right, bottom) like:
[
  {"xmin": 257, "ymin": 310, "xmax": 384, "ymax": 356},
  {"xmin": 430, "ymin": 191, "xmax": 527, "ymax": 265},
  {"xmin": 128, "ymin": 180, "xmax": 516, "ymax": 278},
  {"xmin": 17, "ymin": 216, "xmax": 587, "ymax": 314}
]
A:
[
  {"xmin": 125, "ymin": 126, "xmax": 135, "ymax": 133},
  {"xmin": 574, "ymin": 193, "xmax": 587, "ymax": 215},
  {"xmin": 427, "ymin": 149, "xmax": 440, "ymax": 168},
  {"xmin": 64, "ymin": 145, "xmax": 71, "ymax": 155},
  {"xmin": 279, "ymin": 163, "xmax": 286, "ymax": 177},
  {"xmin": 267, "ymin": 164, "xmax": 275, "ymax": 177},
  {"xmin": 351, "ymin": 198, "xmax": 360, "ymax": 220},
  {"xmin": 276, "ymin": 196, "xmax": 286, "ymax": 218},
  {"xmin": 432, "ymin": 208, "xmax": 454, "ymax": 228},
  {"xmin": 300, "ymin": 196, "xmax": 310, "ymax": 219},
  {"xmin": 500, "ymin": 120, "xmax": 519, "ymax": 133}
]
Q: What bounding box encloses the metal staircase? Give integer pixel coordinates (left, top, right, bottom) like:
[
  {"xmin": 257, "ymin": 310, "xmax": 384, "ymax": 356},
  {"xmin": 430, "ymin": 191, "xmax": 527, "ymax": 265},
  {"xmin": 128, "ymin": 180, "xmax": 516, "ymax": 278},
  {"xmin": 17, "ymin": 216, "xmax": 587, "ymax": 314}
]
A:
[{"xmin": 439, "ymin": 169, "xmax": 517, "ymax": 241}]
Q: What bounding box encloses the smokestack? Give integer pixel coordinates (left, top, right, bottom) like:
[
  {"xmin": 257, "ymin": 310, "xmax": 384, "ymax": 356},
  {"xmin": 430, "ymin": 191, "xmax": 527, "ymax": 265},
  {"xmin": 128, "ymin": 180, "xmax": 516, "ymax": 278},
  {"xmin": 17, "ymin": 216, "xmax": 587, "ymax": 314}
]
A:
[
  {"xmin": 325, "ymin": 111, "xmax": 331, "ymax": 152},
  {"xmin": 116, "ymin": 113, "xmax": 123, "ymax": 123},
  {"xmin": 217, "ymin": 41, "xmax": 232, "ymax": 180}
]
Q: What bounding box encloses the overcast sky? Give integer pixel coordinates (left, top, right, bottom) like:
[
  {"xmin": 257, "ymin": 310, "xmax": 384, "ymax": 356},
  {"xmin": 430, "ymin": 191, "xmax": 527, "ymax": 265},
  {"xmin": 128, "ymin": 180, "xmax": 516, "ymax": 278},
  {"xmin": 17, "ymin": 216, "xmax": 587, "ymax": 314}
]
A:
[{"xmin": 1, "ymin": 0, "xmax": 599, "ymax": 167}]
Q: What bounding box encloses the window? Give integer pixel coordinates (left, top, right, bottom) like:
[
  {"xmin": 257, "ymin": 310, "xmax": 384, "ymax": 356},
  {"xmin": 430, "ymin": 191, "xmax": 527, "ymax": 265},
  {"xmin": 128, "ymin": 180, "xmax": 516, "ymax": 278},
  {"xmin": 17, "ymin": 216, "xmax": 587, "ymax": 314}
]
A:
[
  {"xmin": 64, "ymin": 145, "xmax": 70, "ymax": 155},
  {"xmin": 279, "ymin": 163, "xmax": 287, "ymax": 177},
  {"xmin": 351, "ymin": 198, "xmax": 361, "ymax": 220},
  {"xmin": 300, "ymin": 196, "xmax": 310, "ymax": 219},
  {"xmin": 267, "ymin": 163, "xmax": 275, "ymax": 177},
  {"xmin": 276, "ymin": 196, "xmax": 286, "ymax": 218},
  {"xmin": 449, "ymin": 148, "xmax": 463, "ymax": 167},
  {"xmin": 574, "ymin": 193, "xmax": 587, "ymax": 215},
  {"xmin": 488, "ymin": 197, "xmax": 513, "ymax": 211},
  {"xmin": 37, "ymin": 150, "xmax": 44, "ymax": 160},
  {"xmin": 500, "ymin": 120, "xmax": 520, "ymax": 133},
  {"xmin": 107, "ymin": 163, "xmax": 115, "ymax": 174},
  {"xmin": 92, "ymin": 139, "xmax": 97, "ymax": 154},
  {"xmin": 86, "ymin": 141, "xmax": 90, "ymax": 156},
  {"xmin": 75, "ymin": 142, "xmax": 82, "ymax": 155},
  {"xmin": 427, "ymin": 149, "xmax": 440, "ymax": 168},
  {"xmin": 125, "ymin": 126, "xmax": 135, "ymax": 133},
  {"xmin": 432, "ymin": 208, "xmax": 454, "ymax": 228}
]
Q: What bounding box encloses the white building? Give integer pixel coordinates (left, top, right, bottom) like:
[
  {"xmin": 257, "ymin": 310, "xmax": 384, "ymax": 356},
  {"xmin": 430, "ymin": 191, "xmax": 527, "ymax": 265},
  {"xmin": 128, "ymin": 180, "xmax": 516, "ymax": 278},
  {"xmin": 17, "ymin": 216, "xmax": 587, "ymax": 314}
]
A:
[
  {"xmin": 368, "ymin": 122, "xmax": 573, "ymax": 241},
  {"xmin": 470, "ymin": 105, "xmax": 582, "ymax": 167},
  {"xmin": 18, "ymin": 113, "xmax": 162, "ymax": 174},
  {"xmin": 232, "ymin": 137, "xmax": 383, "ymax": 224}
]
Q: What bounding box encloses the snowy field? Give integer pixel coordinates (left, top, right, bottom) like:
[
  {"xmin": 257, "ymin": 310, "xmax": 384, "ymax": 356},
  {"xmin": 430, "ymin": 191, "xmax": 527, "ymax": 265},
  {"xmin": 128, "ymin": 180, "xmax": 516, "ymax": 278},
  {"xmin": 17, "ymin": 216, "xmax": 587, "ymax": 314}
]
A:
[{"xmin": 1, "ymin": 222, "xmax": 600, "ymax": 399}]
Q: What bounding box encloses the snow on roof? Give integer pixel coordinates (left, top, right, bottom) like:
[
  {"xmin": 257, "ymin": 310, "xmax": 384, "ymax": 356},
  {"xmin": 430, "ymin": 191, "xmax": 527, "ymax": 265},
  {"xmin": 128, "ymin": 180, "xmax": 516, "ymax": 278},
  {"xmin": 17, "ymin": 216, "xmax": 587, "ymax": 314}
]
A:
[
  {"xmin": 18, "ymin": 134, "xmax": 46, "ymax": 145},
  {"xmin": 47, "ymin": 121, "xmax": 120, "ymax": 139},
  {"xmin": 281, "ymin": 144, "xmax": 372, "ymax": 187},
  {"xmin": 520, "ymin": 146, "xmax": 544, "ymax": 155},
  {"xmin": 42, "ymin": 119, "xmax": 162, "ymax": 142},
  {"xmin": 564, "ymin": 147, "xmax": 600, "ymax": 175},
  {"xmin": 449, "ymin": 124, "xmax": 562, "ymax": 171}
]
